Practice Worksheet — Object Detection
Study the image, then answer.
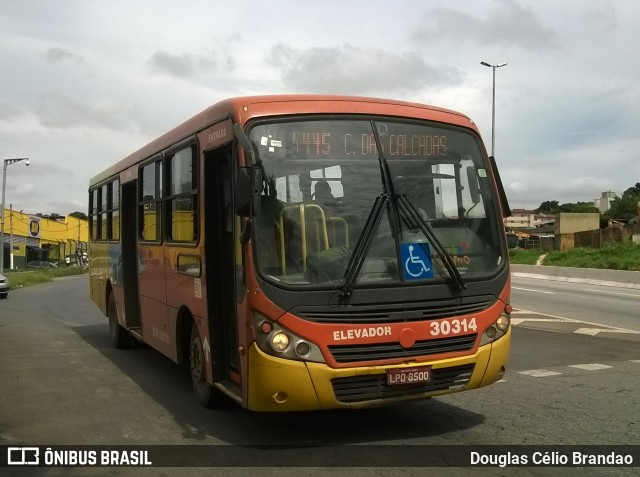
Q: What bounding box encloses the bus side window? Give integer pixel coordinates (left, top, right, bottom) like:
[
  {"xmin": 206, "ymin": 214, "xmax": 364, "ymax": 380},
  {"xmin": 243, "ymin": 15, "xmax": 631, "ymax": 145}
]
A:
[
  {"xmin": 167, "ymin": 146, "xmax": 197, "ymax": 242},
  {"xmin": 140, "ymin": 159, "xmax": 162, "ymax": 241}
]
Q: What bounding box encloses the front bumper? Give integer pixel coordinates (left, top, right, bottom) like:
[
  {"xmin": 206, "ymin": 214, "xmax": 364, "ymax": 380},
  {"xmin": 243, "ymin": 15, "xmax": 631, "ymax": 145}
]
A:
[{"xmin": 246, "ymin": 327, "xmax": 511, "ymax": 411}]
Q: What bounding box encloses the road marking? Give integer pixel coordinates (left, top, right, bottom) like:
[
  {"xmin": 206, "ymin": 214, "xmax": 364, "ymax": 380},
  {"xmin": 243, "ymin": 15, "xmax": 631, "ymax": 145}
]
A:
[
  {"xmin": 511, "ymin": 308, "xmax": 640, "ymax": 336},
  {"xmin": 575, "ymin": 327, "xmax": 640, "ymax": 336},
  {"xmin": 512, "ymin": 286, "xmax": 555, "ymax": 294},
  {"xmin": 515, "ymin": 360, "xmax": 640, "ymax": 380},
  {"xmin": 518, "ymin": 369, "xmax": 563, "ymax": 378},
  {"xmin": 511, "ymin": 318, "xmax": 565, "ymax": 321},
  {"xmin": 583, "ymin": 288, "xmax": 640, "ymax": 298},
  {"xmin": 511, "ymin": 317, "xmax": 569, "ymax": 325},
  {"xmin": 569, "ymin": 363, "xmax": 613, "ymax": 371}
]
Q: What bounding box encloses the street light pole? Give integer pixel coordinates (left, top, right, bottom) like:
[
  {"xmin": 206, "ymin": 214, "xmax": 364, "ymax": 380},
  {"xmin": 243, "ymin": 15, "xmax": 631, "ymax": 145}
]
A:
[
  {"xmin": 9, "ymin": 203, "xmax": 13, "ymax": 270},
  {"xmin": 1, "ymin": 157, "xmax": 30, "ymax": 274},
  {"xmin": 480, "ymin": 61, "xmax": 508, "ymax": 156}
]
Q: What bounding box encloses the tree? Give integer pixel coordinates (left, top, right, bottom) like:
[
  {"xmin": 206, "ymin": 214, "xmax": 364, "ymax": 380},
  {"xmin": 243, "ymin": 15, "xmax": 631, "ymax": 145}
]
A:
[
  {"xmin": 36, "ymin": 212, "xmax": 63, "ymax": 220},
  {"xmin": 69, "ymin": 211, "xmax": 88, "ymax": 220},
  {"xmin": 536, "ymin": 200, "xmax": 598, "ymax": 214},
  {"xmin": 603, "ymin": 183, "xmax": 640, "ymax": 220},
  {"xmin": 623, "ymin": 182, "xmax": 640, "ymax": 197},
  {"xmin": 561, "ymin": 202, "xmax": 599, "ymax": 213},
  {"xmin": 536, "ymin": 200, "xmax": 559, "ymax": 214}
]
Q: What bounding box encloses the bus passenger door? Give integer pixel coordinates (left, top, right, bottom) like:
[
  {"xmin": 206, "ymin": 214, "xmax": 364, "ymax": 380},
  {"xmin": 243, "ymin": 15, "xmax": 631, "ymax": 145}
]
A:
[
  {"xmin": 120, "ymin": 180, "xmax": 140, "ymax": 328},
  {"xmin": 204, "ymin": 146, "xmax": 240, "ymax": 386}
]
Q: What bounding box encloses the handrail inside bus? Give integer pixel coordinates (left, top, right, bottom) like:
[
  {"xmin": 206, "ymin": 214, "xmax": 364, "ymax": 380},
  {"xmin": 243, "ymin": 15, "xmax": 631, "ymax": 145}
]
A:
[
  {"xmin": 277, "ymin": 204, "xmax": 349, "ymax": 275},
  {"xmin": 278, "ymin": 204, "xmax": 329, "ymax": 273}
]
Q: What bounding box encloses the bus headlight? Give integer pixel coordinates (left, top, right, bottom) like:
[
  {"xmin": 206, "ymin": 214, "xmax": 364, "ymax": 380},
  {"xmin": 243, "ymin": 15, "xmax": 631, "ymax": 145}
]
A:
[
  {"xmin": 479, "ymin": 313, "xmax": 510, "ymax": 346},
  {"xmin": 253, "ymin": 312, "xmax": 326, "ymax": 363},
  {"xmin": 295, "ymin": 342, "xmax": 311, "ymax": 357},
  {"xmin": 271, "ymin": 332, "xmax": 290, "ymax": 352},
  {"xmin": 496, "ymin": 315, "xmax": 510, "ymax": 332}
]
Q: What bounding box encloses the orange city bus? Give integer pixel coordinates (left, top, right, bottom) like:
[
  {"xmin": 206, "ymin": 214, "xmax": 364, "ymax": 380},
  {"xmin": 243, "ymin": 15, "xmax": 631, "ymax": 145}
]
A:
[{"xmin": 88, "ymin": 95, "xmax": 512, "ymax": 411}]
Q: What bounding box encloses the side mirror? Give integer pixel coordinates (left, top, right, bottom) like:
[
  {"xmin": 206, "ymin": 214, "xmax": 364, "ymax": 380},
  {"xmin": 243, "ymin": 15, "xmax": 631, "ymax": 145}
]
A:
[
  {"xmin": 233, "ymin": 123, "xmax": 256, "ymax": 166},
  {"xmin": 235, "ymin": 166, "xmax": 262, "ymax": 217},
  {"xmin": 489, "ymin": 156, "xmax": 512, "ymax": 218}
]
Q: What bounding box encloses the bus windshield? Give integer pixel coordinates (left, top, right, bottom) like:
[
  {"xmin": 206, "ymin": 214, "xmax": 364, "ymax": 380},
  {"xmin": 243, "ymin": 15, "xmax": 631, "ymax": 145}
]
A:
[{"xmin": 250, "ymin": 117, "xmax": 504, "ymax": 288}]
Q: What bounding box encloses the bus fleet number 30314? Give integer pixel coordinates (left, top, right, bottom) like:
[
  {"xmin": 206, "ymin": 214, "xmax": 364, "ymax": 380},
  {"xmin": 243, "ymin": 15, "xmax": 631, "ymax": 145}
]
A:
[{"xmin": 430, "ymin": 317, "xmax": 478, "ymax": 337}]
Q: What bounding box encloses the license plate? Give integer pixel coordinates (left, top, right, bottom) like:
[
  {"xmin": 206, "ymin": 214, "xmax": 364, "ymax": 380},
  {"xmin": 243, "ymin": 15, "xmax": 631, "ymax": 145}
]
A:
[{"xmin": 386, "ymin": 366, "xmax": 432, "ymax": 386}]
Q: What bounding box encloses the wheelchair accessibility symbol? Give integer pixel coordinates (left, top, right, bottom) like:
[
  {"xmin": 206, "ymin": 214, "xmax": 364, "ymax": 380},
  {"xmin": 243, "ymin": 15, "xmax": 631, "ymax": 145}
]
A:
[{"xmin": 401, "ymin": 243, "xmax": 434, "ymax": 280}]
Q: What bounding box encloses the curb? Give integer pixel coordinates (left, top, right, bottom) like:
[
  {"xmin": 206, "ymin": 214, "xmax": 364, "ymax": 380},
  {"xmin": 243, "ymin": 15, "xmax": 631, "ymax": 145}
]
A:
[{"xmin": 510, "ymin": 264, "xmax": 640, "ymax": 289}]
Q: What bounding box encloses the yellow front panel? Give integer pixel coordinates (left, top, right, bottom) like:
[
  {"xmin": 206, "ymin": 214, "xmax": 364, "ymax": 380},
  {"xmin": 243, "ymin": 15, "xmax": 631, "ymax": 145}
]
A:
[
  {"xmin": 479, "ymin": 327, "xmax": 511, "ymax": 386},
  {"xmin": 247, "ymin": 345, "xmax": 320, "ymax": 412},
  {"xmin": 246, "ymin": 329, "xmax": 511, "ymax": 411}
]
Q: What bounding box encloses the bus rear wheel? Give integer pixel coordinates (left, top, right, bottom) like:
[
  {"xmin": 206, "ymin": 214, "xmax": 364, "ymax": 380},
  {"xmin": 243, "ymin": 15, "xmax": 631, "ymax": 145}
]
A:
[
  {"xmin": 189, "ymin": 323, "xmax": 225, "ymax": 407},
  {"xmin": 108, "ymin": 292, "xmax": 130, "ymax": 349}
]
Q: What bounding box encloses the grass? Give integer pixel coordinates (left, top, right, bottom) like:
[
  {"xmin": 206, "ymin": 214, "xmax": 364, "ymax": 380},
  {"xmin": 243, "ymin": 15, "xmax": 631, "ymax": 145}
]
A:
[
  {"xmin": 509, "ymin": 242, "xmax": 640, "ymax": 271},
  {"xmin": 4, "ymin": 266, "xmax": 88, "ymax": 290},
  {"xmin": 508, "ymin": 249, "xmax": 543, "ymax": 265}
]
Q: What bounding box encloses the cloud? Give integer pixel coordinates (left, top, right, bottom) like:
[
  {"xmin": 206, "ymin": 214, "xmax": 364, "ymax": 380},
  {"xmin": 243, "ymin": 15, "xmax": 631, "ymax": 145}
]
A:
[
  {"xmin": 412, "ymin": 0, "xmax": 558, "ymax": 50},
  {"xmin": 145, "ymin": 47, "xmax": 239, "ymax": 85},
  {"xmin": 148, "ymin": 51, "xmax": 196, "ymax": 78},
  {"xmin": 0, "ymin": 98, "xmax": 22, "ymax": 120},
  {"xmin": 269, "ymin": 43, "xmax": 463, "ymax": 95},
  {"xmin": 583, "ymin": 1, "xmax": 617, "ymax": 31},
  {"xmin": 43, "ymin": 47, "xmax": 75, "ymax": 63},
  {"xmin": 36, "ymin": 93, "xmax": 135, "ymax": 130},
  {"xmin": 505, "ymin": 174, "xmax": 618, "ymax": 209}
]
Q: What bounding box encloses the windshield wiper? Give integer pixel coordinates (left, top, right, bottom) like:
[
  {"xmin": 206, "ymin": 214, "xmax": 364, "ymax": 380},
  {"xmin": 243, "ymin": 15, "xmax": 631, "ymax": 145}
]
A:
[
  {"xmin": 397, "ymin": 195, "xmax": 466, "ymax": 290},
  {"xmin": 339, "ymin": 193, "xmax": 389, "ymax": 300}
]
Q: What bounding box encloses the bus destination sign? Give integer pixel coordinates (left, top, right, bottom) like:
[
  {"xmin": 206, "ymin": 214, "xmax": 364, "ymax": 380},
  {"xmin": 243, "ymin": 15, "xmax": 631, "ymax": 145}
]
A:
[{"xmin": 291, "ymin": 132, "xmax": 447, "ymax": 158}]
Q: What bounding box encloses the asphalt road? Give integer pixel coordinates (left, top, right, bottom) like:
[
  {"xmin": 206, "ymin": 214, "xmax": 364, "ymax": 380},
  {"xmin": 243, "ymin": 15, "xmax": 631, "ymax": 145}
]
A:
[
  {"xmin": 512, "ymin": 275, "xmax": 640, "ymax": 332},
  {"xmin": 1, "ymin": 276, "xmax": 639, "ymax": 477}
]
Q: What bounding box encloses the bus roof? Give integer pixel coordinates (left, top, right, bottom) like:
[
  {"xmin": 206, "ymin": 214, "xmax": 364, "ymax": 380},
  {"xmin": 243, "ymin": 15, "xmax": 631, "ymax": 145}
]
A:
[{"xmin": 89, "ymin": 94, "xmax": 478, "ymax": 187}]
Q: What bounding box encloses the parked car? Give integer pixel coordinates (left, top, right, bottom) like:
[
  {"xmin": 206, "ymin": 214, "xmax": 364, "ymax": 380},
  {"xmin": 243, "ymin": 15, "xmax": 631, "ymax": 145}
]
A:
[
  {"xmin": 0, "ymin": 273, "xmax": 9, "ymax": 298},
  {"xmin": 26, "ymin": 261, "xmax": 58, "ymax": 269}
]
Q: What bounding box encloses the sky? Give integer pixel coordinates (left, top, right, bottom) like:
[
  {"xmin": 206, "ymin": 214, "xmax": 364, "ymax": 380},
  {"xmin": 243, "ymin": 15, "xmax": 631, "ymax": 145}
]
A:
[{"xmin": 1, "ymin": 0, "xmax": 639, "ymax": 216}]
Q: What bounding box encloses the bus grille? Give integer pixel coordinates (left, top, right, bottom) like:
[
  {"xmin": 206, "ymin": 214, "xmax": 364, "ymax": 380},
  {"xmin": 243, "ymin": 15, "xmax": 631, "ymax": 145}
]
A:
[
  {"xmin": 328, "ymin": 334, "xmax": 477, "ymax": 363},
  {"xmin": 331, "ymin": 364, "xmax": 474, "ymax": 403},
  {"xmin": 292, "ymin": 296, "xmax": 492, "ymax": 324}
]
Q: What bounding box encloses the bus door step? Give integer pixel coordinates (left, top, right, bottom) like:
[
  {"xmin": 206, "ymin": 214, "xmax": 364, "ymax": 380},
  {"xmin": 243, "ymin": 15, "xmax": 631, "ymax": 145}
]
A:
[
  {"xmin": 128, "ymin": 328, "xmax": 144, "ymax": 342},
  {"xmin": 214, "ymin": 380, "xmax": 242, "ymax": 404}
]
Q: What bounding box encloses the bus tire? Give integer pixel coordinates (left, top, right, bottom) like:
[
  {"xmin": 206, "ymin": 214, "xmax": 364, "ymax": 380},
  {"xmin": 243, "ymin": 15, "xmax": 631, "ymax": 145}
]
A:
[
  {"xmin": 108, "ymin": 292, "xmax": 130, "ymax": 349},
  {"xmin": 189, "ymin": 322, "xmax": 225, "ymax": 407}
]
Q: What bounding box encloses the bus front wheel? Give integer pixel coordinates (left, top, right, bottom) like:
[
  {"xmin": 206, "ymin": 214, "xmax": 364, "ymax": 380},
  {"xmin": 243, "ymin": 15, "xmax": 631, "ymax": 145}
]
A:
[
  {"xmin": 108, "ymin": 292, "xmax": 130, "ymax": 349},
  {"xmin": 189, "ymin": 323, "xmax": 225, "ymax": 407}
]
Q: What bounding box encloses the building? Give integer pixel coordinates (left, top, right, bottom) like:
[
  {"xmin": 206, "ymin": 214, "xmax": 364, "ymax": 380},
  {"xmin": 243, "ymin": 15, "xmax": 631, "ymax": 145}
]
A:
[
  {"xmin": 503, "ymin": 209, "xmax": 555, "ymax": 230},
  {"xmin": 554, "ymin": 212, "xmax": 600, "ymax": 235},
  {"xmin": 0, "ymin": 208, "xmax": 88, "ymax": 269},
  {"xmin": 594, "ymin": 191, "xmax": 618, "ymax": 213}
]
